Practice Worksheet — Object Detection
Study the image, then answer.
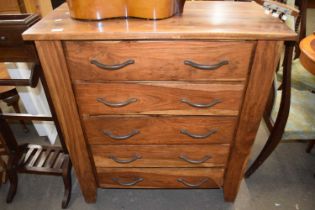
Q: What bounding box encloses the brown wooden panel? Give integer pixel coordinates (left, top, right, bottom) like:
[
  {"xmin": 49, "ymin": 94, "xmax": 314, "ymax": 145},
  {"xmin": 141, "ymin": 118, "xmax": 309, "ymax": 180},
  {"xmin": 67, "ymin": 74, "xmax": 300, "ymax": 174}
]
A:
[
  {"xmin": 83, "ymin": 115, "xmax": 237, "ymax": 145},
  {"xmin": 223, "ymin": 41, "xmax": 283, "ymax": 202},
  {"xmin": 65, "ymin": 41, "xmax": 254, "ymax": 82},
  {"xmin": 97, "ymin": 168, "xmax": 224, "ymax": 188},
  {"xmin": 0, "ymin": 0, "xmax": 21, "ymax": 13},
  {"xmin": 0, "ymin": 45, "xmax": 37, "ymax": 62},
  {"xmin": 91, "ymin": 145, "xmax": 230, "ymax": 168},
  {"xmin": 35, "ymin": 41, "xmax": 97, "ymax": 203},
  {"xmin": 0, "ymin": 27, "xmax": 26, "ymax": 46},
  {"xmin": 74, "ymin": 82, "xmax": 244, "ymax": 116}
]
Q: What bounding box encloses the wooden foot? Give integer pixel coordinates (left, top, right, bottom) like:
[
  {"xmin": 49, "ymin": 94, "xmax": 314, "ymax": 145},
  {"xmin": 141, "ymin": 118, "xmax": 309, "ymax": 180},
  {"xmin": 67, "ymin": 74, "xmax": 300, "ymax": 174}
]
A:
[
  {"xmin": 6, "ymin": 166, "xmax": 18, "ymax": 203},
  {"xmin": 306, "ymin": 141, "xmax": 315, "ymax": 153},
  {"xmin": 245, "ymin": 42, "xmax": 294, "ymax": 178},
  {"xmin": 61, "ymin": 157, "xmax": 72, "ymax": 209}
]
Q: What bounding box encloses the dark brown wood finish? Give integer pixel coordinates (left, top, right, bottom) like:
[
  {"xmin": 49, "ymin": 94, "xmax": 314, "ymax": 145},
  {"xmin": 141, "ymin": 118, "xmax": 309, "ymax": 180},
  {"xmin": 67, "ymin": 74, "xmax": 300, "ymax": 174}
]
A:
[
  {"xmin": 224, "ymin": 41, "xmax": 283, "ymax": 201},
  {"xmin": 83, "ymin": 115, "xmax": 237, "ymax": 145},
  {"xmin": 65, "ymin": 41, "xmax": 254, "ymax": 82},
  {"xmin": 0, "ymin": 14, "xmax": 40, "ymax": 63},
  {"xmin": 74, "ymin": 82, "xmax": 244, "ymax": 116},
  {"xmin": 306, "ymin": 141, "xmax": 315, "ymax": 153},
  {"xmin": 92, "ymin": 145, "xmax": 230, "ymax": 168},
  {"xmin": 0, "ymin": 116, "xmax": 72, "ymax": 208},
  {"xmin": 97, "ymin": 168, "xmax": 224, "ymax": 188},
  {"xmin": 0, "ymin": 12, "xmax": 74, "ymax": 208}
]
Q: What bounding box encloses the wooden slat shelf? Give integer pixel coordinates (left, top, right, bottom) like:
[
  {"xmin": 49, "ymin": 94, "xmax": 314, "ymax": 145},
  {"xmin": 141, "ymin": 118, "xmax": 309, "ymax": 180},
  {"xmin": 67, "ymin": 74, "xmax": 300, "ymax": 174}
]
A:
[{"xmin": 17, "ymin": 144, "xmax": 69, "ymax": 175}]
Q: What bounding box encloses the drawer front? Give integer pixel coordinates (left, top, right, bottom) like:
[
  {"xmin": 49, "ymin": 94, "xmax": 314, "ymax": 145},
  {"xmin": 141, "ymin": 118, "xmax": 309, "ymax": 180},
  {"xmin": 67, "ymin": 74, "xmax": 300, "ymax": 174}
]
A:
[
  {"xmin": 84, "ymin": 116, "xmax": 237, "ymax": 145},
  {"xmin": 91, "ymin": 145, "xmax": 229, "ymax": 168},
  {"xmin": 74, "ymin": 82, "xmax": 244, "ymax": 116},
  {"xmin": 97, "ymin": 168, "xmax": 224, "ymax": 188},
  {"xmin": 65, "ymin": 41, "xmax": 254, "ymax": 81}
]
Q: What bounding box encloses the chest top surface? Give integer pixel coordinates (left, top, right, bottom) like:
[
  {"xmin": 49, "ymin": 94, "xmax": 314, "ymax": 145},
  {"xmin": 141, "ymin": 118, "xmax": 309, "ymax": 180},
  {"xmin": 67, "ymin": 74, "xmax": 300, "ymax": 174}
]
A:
[{"xmin": 23, "ymin": 1, "xmax": 296, "ymax": 41}]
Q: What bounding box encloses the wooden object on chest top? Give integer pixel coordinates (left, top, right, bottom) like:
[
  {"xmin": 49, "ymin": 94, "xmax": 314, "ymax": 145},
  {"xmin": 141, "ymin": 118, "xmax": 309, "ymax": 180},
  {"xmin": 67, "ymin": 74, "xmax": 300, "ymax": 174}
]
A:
[{"xmin": 22, "ymin": 1, "xmax": 297, "ymax": 203}]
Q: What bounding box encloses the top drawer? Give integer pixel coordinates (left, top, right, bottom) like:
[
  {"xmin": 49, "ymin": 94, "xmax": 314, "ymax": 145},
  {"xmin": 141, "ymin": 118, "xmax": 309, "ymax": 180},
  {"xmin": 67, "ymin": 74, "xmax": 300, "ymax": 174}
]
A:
[{"xmin": 64, "ymin": 41, "xmax": 254, "ymax": 82}]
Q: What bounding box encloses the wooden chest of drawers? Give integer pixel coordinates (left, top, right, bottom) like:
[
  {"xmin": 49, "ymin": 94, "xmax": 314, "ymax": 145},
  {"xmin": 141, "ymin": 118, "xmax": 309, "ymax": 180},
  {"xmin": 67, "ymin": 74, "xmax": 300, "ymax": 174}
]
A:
[
  {"xmin": 23, "ymin": 1, "xmax": 296, "ymax": 203},
  {"xmin": 68, "ymin": 40, "xmax": 243, "ymax": 190}
]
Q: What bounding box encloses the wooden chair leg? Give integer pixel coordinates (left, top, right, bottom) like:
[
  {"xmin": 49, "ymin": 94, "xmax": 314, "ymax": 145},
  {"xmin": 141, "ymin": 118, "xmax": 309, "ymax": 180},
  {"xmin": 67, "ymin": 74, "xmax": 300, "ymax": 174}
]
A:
[
  {"xmin": 0, "ymin": 157, "xmax": 8, "ymax": 184},
  {"xmin": 6, "ymin": 164, "xmax": 18, "ymax": 203},
  {"xmin": 306, "ymin": 140, "xmax": 315, "ymax": 153},
  {"xmin": 245, "ymin": 41, "xmax": 294, "ymax": 178},
  {"xmin": 263, "ymin": 79, "xmax": 277, "ymax": 131},
  {"xmin": 61, "ymin": 157, "xmax": 72, "ymax": 209},
  {"xmin": 294, "ymin": 0, "xmax": 308, "ymax": 59}
]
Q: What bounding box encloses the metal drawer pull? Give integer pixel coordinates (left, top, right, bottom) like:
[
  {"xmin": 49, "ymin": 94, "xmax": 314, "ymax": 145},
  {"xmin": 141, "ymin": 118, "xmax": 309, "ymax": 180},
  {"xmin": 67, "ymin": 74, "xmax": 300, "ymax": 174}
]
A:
[
  {"xmin": 179, "ymin": 154, "xmax": 211, "ymax": 164},
  {"xmin": 112, "ymin": 177, "xmax": 144, "ymax": 186},
  {"xmin": 90, "ymin": 59, "xmax": 135, "ymax": 70},
  {"xmin": 109, "ymin": 154, "xmax": 142, "ymax": 164},
  {"xmin": 103, "ymin": 129, "xmax": 140, "ymax": 140},
  {"xmin": 96, "ymin": 97, "xmax": 137, "ymax": 107},
  {"xmin": 184, "ymin": 60, "xmax": 229, "ymax": 70},
  {"xmin": 177, "ymin": 178, "xmax": 209, "ymax": 187},
  {"xmin": 0, "ymin": 36, "xmax": 7, "ymax": 41},
  {"xmin": 181, "ymin": 98, "xmax": 221, "ymax": 108},
  {"xmin": 180, "ymin": 129, "xmax": 217, "ymax": 139}
]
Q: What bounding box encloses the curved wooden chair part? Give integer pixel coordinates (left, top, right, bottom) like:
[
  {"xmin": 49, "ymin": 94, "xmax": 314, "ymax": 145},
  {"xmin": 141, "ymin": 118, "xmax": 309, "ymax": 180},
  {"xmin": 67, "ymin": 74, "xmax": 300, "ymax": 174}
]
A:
[
  {"xmin": 246, "ymin": 34, "xmax": 315, "ymax": 179},
  {"xmin": 245, "ymin": 0, "xmax": 315, "ymax": 178},
  {"xmin": 245, "ymin": 41, "xmax": 295, "ymax": 178}
]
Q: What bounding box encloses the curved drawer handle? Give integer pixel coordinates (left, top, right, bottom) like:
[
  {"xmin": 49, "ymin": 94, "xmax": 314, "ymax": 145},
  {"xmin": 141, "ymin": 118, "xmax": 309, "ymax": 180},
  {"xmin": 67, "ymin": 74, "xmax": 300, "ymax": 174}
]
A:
[
  {"xmin": 180, "ymin": 129, "xmax": 217, "ymax": 139},
  {"xmin": 181, "ymin": 98, "xmax": 221, "ymax": 108},
  {"xmin": 90, "ymin": 59, "xmax": 135, "ymax": 70},
  {"xmin": 184, "ymin": 60, "xmax": 229, "ymax": 70},
  {"xmin": 177, "ymin": 178, "xmax": 209, "ymax": 187},
  {"xmin": 112, "ymin": 177, "xmax": 144, "ymax": 186},
  {"xmin": 179, "ymin": 154, "xmax": 212, "ymax": 164},
  {"xmin": 109, "ymin": 154, "xmax": 142, "ymax": 164},
  {"xmin": 103, "ymin": 129, "xmax": 140, "ymax": 140},
  {"xmin": 96, "ymin": 97, "xmax": 137, "ymax": 108}
]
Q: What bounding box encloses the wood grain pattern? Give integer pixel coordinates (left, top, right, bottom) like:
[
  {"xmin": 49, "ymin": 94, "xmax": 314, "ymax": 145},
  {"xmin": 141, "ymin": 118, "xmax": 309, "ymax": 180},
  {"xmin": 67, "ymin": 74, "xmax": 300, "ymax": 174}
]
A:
[
  {"xmin": 22, "ymin": 2, "xmax": 296, "ymax": 41},
  {"xmin": 34, "ymin": 41, "xmax": 97, "ymax": 203},
  {"xmin": 22, "ymin": 0, "xmax": 297, "ymax": 203},
  {"xmin": 0, "ymin": 0, "xmax": 21, "ymax": 13},
  {"xmin": 74, "ymin": 82, "xmax": 244, "ymax": 116},
  {"xmin": 83, "ymin": 115, "xmax": 237, "ymax": 145},
  {"xmin": 67, "ymin": 0, "xmax": 185, "ymax": 20},
  {"xmin": 97, "ymin": 168, "xmax": 224, "ymax": 188},
  {"xmin": 223, "ymin": 41, "xmax": 283, "ymax": 202},
  {"xmin": 91, "ymin": 145, "xmax": 230, "ymax": 168},
  {"xmin": 299, "ymin": 33, "xmax": 315, "ymax": 74},
  {"xmin": 65, "ymin": 41, "xmax": 254, "ymax": 82}
]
